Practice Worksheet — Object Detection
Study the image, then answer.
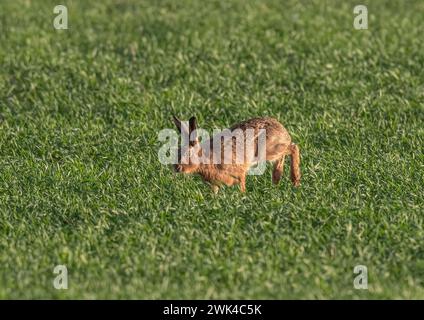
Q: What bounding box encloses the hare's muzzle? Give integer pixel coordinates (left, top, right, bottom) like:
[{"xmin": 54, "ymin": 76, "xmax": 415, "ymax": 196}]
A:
[{"xmin": 174, "ymin": 164, "xmax": 182, "ymax": 173}]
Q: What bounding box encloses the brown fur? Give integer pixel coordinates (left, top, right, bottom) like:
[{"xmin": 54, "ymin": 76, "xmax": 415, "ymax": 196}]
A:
[{"xmin": 172, "ymin": 116, "xmax": 301, "ymax": 193}]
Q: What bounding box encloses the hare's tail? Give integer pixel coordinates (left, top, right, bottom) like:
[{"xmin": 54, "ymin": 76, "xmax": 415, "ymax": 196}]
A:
[{"xmin": 289, "ymin": 143, "xmax": 301, "ymax": 187}]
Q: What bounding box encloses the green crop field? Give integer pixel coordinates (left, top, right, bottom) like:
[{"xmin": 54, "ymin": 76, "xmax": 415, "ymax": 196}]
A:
[{"xmin": 0, "ymin": 0, "xmax": 423, "ymax": 299}]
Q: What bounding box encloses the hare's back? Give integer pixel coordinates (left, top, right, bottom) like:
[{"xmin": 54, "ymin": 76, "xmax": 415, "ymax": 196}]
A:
[{"xmin": 231, "ymin": 117, "xmax": 291, "ymax": 142}]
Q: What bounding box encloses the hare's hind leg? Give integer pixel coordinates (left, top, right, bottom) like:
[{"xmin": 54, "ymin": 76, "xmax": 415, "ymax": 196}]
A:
[
  {"xmin": 289, "ymin": 143, "xmax": 301, "ymax": 187},
  {"xmin": 267, "ymin": 143, "xmax": 289, "ymax": 185},
  {"xmin": 272, "ymin": 155, "xmax": 285, "ymax": 185}
]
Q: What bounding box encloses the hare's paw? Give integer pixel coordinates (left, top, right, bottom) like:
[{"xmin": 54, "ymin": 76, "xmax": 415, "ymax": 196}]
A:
[{"xmin": 211, "ymin": 185, "xmax": 220, "ymax": 194}]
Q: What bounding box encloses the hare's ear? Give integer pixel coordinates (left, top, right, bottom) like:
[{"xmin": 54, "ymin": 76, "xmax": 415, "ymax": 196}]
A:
[
  {"xmin": 172, "ymin": 115, "xmax": 189, "ymax": 137},
  {"xmin": 189, "ymin": 116, "xmax": 197, "ymax": 134},
  {"xmin": 172, "ymin": 115, "xmax": 182, "ymax": 133},
  {"xmin": 189, "ymin": 116, "xmax": 198, "ymax": 146}
]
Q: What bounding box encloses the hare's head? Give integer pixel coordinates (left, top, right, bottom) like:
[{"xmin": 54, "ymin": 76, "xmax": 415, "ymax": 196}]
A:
[{"xmin": 172, "ymin": 115, "xmax": 201, "ymax": 174}]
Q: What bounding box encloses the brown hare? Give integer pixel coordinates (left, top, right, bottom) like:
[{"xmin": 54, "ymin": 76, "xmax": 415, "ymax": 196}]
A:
[{"xmin": 172, "ymin": 116, "xmax": 300, "ymax": 193}]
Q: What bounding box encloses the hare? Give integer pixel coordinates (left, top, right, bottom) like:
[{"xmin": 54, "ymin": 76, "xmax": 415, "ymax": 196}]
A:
[{"xmin": 172, "ymin": 116, "xmax": 300, "ymax": 193}]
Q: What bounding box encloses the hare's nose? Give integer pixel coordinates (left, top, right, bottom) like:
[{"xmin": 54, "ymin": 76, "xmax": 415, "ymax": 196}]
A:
[{"xmin": 174, "ymin": 164, "xmax": 181, "ymax": 172}]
